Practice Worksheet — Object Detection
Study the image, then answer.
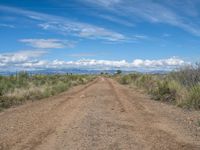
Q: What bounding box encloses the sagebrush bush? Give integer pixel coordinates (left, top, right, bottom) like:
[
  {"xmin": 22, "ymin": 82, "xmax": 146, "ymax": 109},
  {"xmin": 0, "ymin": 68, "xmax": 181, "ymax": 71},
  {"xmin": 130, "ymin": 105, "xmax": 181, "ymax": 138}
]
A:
[
  {"xmin": 185, "ymin": 84, "xmax": 200, "ymax": 109},
  {"xmin": 136, "ymin": 75, "xmax": 155, "ymax": 90},
  {"xmin": 0, "ymin": 72, "xmax": 96, "ymax": 110},
  {"xmin": 117, "ymin": 64, "xmax": 200, "ymax": 110},
  {"xmin": 119, "ymin": 75, "xmax": 131, "ymax": 84},
  {"xmin": 169, "ymin": 63, "xmax": 200, "ymax": 87},
  {"xmin": 151, "ymin": 80, "xmax": 176, "ymax": 102}
]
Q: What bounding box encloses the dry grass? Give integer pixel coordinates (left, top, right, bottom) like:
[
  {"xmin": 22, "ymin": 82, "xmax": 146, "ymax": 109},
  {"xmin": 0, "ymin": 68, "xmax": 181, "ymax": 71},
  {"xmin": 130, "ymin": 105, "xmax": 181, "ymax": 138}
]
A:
[
  {"xmin": 0, "ymin": 72, "xmax": 96, "ymax": 110},
  {"xmin": 116, "ymin": 64, "xmax": 200, "ymax": 110}
]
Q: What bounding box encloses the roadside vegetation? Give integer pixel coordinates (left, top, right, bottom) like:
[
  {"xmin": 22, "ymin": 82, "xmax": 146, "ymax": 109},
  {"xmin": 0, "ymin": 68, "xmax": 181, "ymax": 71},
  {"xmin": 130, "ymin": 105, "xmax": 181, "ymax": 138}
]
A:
[
  {"xmin": 115, "ymin": 64, "xmax": 200, "ymax": 110},
  {"xmin": 0, "ymin": 72, "xmax": 96, "ymax": 110}
]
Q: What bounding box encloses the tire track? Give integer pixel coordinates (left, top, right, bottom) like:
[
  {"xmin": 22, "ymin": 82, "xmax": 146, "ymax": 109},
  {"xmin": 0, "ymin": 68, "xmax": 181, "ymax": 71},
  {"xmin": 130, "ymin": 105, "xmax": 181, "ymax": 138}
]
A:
[
  {"xmin": 22, "ymin": 78, "xmax": 100, "ymax": 150},
  {"xmin": 0, "ymin": 78, "xmax": 99, "ymax": 150},
  {"xmin": 51, "ymin": 78, "xmax": 99, "ymax": 110},
  {"xmin": 0, "ymin": 77, "xmax": 199, "ymax": 150},
  {"xmin": 105, "ymin": 78, "xmax": 126, "ymax": 112}
]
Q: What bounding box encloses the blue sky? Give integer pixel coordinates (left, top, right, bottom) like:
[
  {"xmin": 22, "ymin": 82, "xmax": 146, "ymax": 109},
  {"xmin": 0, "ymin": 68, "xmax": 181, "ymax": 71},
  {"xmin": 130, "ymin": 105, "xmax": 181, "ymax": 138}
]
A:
[{"xmin": 0, "ymin": 0, "xmax": 200, "ymax": 71}]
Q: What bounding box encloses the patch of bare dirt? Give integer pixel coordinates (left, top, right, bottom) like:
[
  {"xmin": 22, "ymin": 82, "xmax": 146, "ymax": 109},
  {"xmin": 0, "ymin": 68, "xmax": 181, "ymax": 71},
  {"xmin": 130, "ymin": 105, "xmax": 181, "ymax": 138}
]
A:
[{"xmin": 0, "ymin": 77, "xmax": 199, "ymax": 150}]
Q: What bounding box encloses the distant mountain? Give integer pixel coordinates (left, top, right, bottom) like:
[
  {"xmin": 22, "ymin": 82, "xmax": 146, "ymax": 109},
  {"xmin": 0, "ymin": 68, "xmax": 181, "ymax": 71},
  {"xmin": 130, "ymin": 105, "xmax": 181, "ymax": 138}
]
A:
[
  {"xmin": 0, "ymin": 68, "xmax": 169, "ymax": 76},
  {"xmin": 0, "ymin": 68, "xmax": 118, "ymax": 75}
]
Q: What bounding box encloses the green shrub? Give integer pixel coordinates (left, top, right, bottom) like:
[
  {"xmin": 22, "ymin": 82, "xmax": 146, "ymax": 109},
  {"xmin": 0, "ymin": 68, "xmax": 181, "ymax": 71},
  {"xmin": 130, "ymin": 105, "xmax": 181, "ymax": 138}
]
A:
[
  {"xmin": 185, "ymin": 84, "xmax": 200, "ymax": 109},
  {"xmin": 42, "ymin": 86, "xmax": 52, "ymax": 98},
  {"xmin": 52, "ymin": 82, "xmax": 69, "ymax": 94},
  {"xmin": 197, "ymin": 120, "xmax": 200, "ymax": 127},
  {"xmin": 0, "ymin": 73, "xmax": 96, "ymax": 110},
  {"xmin": 150, "ymin": 80, "xmax": 176, "ymax": 102},
  {"xmin": 116, "ymin": 65, "xmax": 200, "ymax": 110},
  {"xmin": 116, "ymin": 70, "xmax": 122, "ymax": 74},
  {"xmin": 169, "ymin": 63, "xmax": 200, "ymax": 87},
  {"xmin": 135, "ymin": 75, "xmax": 153, "ymax": 89},
  {"xmin": 120, "ymin": 75, "xmax": 131, "ymax": 84},
  {"xmin": 117, "ymin": 74, "xmax": 188, "ymax": 107},
  {"xmin": 0, "ymin": 96, "xmax": 24, "ymax": 109}
]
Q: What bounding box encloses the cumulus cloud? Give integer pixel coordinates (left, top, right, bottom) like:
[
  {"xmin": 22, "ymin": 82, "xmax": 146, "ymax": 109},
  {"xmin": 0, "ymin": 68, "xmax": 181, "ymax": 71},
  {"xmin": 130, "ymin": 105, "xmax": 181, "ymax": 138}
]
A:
[
  {"xmin": 52, "ymin": 57, "xmax": 185, "ymax": 69},
  {"xmin": 132, "ymin": 57, "xmax": 185, "ymax": 68},
  {"xmin": 0, "ymin": 50, "xmax": 188, "ymax": 71},
  {"xmin": 20, "ymin": 39, "xmax": 75, "ymax": 49},
  {"xmin": 0, "ymin": 50, "xmax": 47, "ymax": 67}
]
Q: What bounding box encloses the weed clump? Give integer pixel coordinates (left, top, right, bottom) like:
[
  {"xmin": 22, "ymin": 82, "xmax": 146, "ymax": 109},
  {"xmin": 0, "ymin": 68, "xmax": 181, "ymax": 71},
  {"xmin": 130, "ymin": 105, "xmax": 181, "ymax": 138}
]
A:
[
  {"xmin": 116, "ymin": 63, "xmax": 200, "ymax": 110},
  {"xmin": 0, "ymin": 72, "xmax": 96, "ymax": 110}
]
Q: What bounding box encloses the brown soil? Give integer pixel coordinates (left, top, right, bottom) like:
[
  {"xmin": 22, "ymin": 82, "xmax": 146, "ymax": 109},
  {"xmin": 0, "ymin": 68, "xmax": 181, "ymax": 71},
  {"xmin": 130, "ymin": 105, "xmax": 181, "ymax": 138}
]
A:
[{"xmin": 0, "ymin": 77, "xmax": 199, "ymax": 150}]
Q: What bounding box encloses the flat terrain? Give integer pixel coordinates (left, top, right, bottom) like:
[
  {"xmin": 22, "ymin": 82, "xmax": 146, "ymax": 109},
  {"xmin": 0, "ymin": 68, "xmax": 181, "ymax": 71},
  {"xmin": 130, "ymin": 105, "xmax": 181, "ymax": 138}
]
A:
[{"xmin": 0, "ymin": 77, "xmax": 200, "ymax": 150}]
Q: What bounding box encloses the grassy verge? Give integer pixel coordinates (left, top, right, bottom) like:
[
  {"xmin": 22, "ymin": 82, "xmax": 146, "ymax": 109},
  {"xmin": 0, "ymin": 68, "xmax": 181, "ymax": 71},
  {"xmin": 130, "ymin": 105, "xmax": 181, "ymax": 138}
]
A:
[
  {"xmin": 0, "ymin": 72, "xmax": 96, "ymax": 110},
  {"xmin": 115, "ymin": 64, "xmax": 200, "ymax": 110}
]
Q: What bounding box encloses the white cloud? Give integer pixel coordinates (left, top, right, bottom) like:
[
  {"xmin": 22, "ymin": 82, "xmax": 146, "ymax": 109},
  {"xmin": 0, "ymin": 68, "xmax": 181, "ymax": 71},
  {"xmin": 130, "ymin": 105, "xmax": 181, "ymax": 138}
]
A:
[
  {"xmin": 132, "ymin": 35, "xmax": 148, "ymax": 40},
  {"xmin": 132, "ymin": 57, "xmax": 185, "ymax": 68},
  {"xmin": 0, "ymin": 50, "xmax": 47, "ymax": 67},
  {"xmin": 20, "ymin": 39, "xmax": 75, "ymax": 49},
  {"xmin": 0, "ymin": 5, "xmax": 126, "ymax": 42},
  {"xmin": 0, "ymin": 50, "xmax": 188, "ymax": 71},
  {"xmin": 82, "ymin": 0, "xmax": 200, "ymax": 36},
  {"xmin": 25, "ymin": 57, "xmax": 186, "ymax": 71},
  {"xmin": 38, "ymin": 22, "xmax": 126, "ymax": 42}
]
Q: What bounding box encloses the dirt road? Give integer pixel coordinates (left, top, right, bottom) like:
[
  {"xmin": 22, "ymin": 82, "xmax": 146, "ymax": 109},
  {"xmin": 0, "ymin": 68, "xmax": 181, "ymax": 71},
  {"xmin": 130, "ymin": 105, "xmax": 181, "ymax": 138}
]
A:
[{"xmin": 0, "ymin": 77, "xmax": 200, "ymax": 150}]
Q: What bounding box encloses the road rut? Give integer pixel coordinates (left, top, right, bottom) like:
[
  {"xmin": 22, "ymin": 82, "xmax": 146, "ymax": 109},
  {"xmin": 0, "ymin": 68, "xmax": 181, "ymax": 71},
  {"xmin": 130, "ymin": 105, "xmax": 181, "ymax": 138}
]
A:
[{"xmin": 0, "ymin": 77, "xmax": 200, "ymax": 150}]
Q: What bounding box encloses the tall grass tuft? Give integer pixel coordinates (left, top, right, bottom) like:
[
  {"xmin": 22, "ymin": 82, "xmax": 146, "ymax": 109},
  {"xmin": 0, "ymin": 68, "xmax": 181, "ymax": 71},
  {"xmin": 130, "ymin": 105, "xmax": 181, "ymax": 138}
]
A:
[
  {"xmin": 186, "ymin": 84, "xmax": 200, "ymax": 109},
  {"xmin": 0, "ymin": 72, "xmax": 96, "ymax": 110},
  {"xmin": 116, "ymin": 63, "xmax": 200, "ymax": 110}
]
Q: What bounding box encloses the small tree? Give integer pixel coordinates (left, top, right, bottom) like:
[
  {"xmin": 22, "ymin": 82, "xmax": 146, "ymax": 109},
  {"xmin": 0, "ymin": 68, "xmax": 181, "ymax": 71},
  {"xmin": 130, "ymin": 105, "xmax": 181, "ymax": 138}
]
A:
[{"xmin": 116, "ymin": 70, "xmax": 122, "ymax": 74}]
